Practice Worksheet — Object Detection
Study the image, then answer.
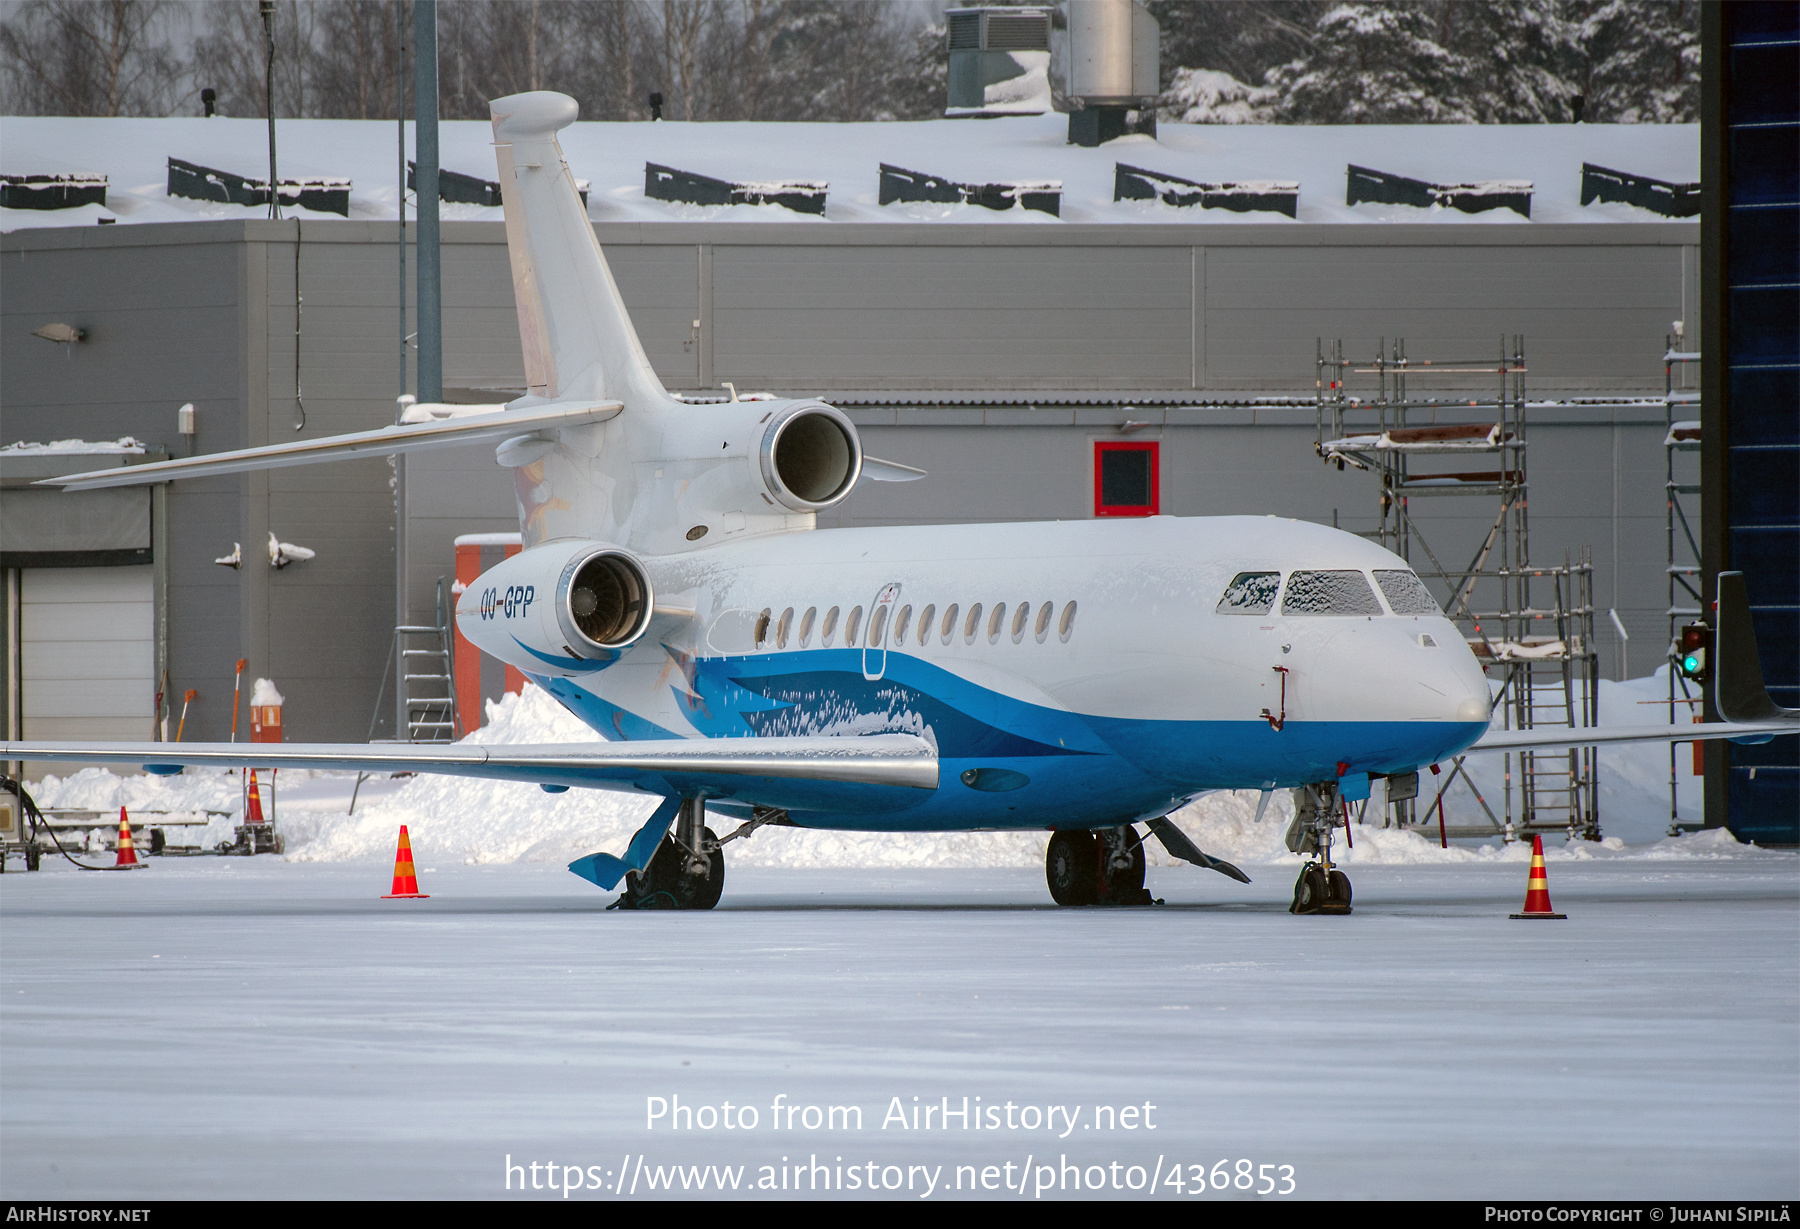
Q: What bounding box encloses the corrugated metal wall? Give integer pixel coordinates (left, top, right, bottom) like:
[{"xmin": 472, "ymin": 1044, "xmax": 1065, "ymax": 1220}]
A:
[{"xmin": 2, "ymin": 218, "xmax": 1698, "ymax": 741}]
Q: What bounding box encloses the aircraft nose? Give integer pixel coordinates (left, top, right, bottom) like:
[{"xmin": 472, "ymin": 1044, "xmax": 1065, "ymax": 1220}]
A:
[{"xmin": 1455, "ymin": 693, "xmax": 1489, "ymax": 724}]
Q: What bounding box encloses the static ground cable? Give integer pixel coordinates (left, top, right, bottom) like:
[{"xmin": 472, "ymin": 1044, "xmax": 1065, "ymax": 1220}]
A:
[{"xmin": 1, "ymin": 776, "xmax": 122, "ymax": 871}]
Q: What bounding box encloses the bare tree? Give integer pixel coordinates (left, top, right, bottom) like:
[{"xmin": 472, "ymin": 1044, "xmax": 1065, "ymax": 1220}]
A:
[{"xmin": 0, "ymin": 0, "xmax": 187, "ymax": 115}]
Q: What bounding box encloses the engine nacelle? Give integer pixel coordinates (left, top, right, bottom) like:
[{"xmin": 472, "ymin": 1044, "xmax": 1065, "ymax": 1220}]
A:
[
  {"xmin": 456, "ymin": 540, "xmax": 653, "ymax": 677},
  {"xmin": 755, "ymin": 402, "xmax": 862, "ymax": 513}
]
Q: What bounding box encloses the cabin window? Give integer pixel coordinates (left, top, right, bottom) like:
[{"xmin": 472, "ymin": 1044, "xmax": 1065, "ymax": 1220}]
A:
[
  {"xmin": 1034, "ymin": 601, "xmax": 1053, "ymax": 643},
  {"xmin": 941, "ymin": 603, "xmax": 958, "ymax": 645},
  {"xmin": 1281, "ymin": 570, "xmax": 1382, "ymax": 616},
  {"xmin": 821, "ymin": 605, "xmax": 839, "ymax": 646},
  {"xmin": 844, "ymin": 605, "xmax": 863, "ymax": 645},
  {"xmin": 1374, "ymin": 570, "xmax": 1441, "ymax": 615},
  {"xmin": 1217, "ymin": 571, "xmax": 1281, "ymax": 615},
  {"xmin": 776, "ymin": 607, "xmax": 793, "ymax": 649},
  {"xmin": 798, "ymin": 606, "xmax": 817, "ymax": 646},
  {"xmin": 988, "ymin": 602, "xmax": 1006, "ymax": 644},
  {"xmin": 754, "ymin": 608, "xmax": 771, "ymax": 646},
  {"xmin": 964, "ymin": 603, "xmax": 982, "ymax": 644},
  {"xmin": 1011, "ymin": 602, "xmax": 1030, "ymax": 643},
  {"xmin": 1058, "ymin": 600, "xmax": 1077, "ymax": 642},
  {"xmin": 868, "ymin": 604, "xmax": 890, "ymax": 646},
  {"xmin": 1094, "ymin": 441, "xmax": 1159, "ymax": 517},
  {"xmin": 918, "ymin": 604, "xmax": 935, "ymax": 646},
  {"xmin": 893, "ymin": 604, "xmax": 913, "ymax": 645}
]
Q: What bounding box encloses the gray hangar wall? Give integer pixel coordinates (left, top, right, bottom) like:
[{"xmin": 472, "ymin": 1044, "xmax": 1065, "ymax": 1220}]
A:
[{"xmin": 1, "ymin": 218, "xmax": 1697, "ymax": 744}]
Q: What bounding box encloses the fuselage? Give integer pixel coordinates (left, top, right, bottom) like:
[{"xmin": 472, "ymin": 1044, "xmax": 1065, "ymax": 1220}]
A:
[{"xmin": 488, "ymin": 514, "xmax": 1492, "ymax": 832}]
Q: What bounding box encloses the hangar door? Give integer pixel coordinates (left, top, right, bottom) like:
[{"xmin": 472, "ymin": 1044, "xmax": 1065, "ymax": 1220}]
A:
[{"xmin": 15, "ymin": 566, "xmax": 154, "ymax": 742}]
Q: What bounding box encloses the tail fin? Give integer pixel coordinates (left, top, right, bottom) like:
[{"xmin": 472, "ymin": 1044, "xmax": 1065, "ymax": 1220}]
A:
[
  {"xmin": 1715, "ymin": 571, "xmax": 1798, "ymax": 723},
  {"xmin": 489, "ymin": 92, "xmax": 671, "ymax": 408}
]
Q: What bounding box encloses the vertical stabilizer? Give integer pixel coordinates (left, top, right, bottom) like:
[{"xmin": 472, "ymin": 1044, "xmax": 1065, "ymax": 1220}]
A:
[{"xmin": 489, "ymin": 92, "xmax": 671, "ymax": 408}]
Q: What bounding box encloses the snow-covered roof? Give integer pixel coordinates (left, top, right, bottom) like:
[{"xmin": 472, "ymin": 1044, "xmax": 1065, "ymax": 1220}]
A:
[{"xmin": 0, "ymin": 113, "xmax": 1697, "ymax": 230}]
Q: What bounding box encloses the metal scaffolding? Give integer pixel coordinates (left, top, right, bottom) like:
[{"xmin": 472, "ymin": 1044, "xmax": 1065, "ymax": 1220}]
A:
[
  {"xmin": 1663, "ymin": 338, "xmax": 1704, "ymax": 834},
  {"xmin": 1315, "ymin": 337, "xmax": 1600, "ymax": 841}
]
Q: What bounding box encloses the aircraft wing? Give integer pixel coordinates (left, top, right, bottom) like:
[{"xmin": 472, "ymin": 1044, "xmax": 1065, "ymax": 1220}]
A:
[
  {"xmin": 1465, "ymin": 721, "xmax": 1793, "ymax": 754},
  {"xmin": 0, "ymin": 734, "xmax": 937, "ymax": 813},
  {"xmin": 36, "ymin": 401, "xmax": 623, "ymax": 490}
]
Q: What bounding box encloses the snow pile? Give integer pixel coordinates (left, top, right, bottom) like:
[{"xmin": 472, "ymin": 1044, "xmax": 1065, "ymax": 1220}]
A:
[{"xmin": 1, "ymin": 437, "xmax": 145, "ymax": 454}]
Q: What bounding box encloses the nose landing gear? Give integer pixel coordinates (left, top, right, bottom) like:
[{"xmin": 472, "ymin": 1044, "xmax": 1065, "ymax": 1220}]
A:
[{"xmin": 1286, "ymin": 783, "xmax": 1352, "ymax": 915}]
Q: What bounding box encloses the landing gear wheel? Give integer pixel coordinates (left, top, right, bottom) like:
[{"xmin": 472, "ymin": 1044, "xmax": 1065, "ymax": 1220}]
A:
[
  {"xmin": 1097, "ymin": 826, "xmax": 1151, "ymax": 906},
  {"xmin": 622, "ymin": 827, "xmax": 725, "ymax": 910},
  {"xmin": 1326, "ymin": 870, "xmax": 1352, "ymax": 910},
  {"xmin": 1290, "ymin": 865, "xmax": 1328, "ymax": 914},
  {"xmin": 1046, "ymin": 830, "xmax": 1099, "ymax": 906}
]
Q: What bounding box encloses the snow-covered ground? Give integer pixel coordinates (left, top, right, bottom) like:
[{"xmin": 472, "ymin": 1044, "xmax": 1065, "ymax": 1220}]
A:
[
  {"xmin": 1, "ymin": 858, "xmax": 1793, "ymax": 1200},
  {"xmin": 1, "ymin": 113, "xmax": 1696, "ymax": 230}
]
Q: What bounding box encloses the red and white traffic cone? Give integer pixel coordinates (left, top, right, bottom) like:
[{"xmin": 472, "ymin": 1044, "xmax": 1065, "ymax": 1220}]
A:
[
  {"xmin": 1509, "ymin": 834, "xmax": 1566, "ymax": 919},
  {"xmin": 244, "ymin": 770, "xmax": 267, "ymax": 825},
  {"xmin": 381, "ymin": 826, "xmax": 429, "ymax": 899},
  {"xmin": 113, "ymin": 807, "xmax": 143, "ymax": 868}
]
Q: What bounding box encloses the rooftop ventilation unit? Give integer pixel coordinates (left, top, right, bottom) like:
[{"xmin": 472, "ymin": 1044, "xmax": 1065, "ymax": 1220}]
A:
[
  {"xmin": 945, "ymin": 6, "xmax": 1053, "ymax": 117},
  {"xmin": 0, "ymin": 173, "xmax": 107, "ymax": 211},
  {"xmin": 1114, "ymin": 164, "xmax": 1298, "ymax": 217},
  {"xmin": 1065, "ymin": 0, "xmax": 1159, "ymax": 146},
  {"xmin": 167, "ymin": 157, "xmax": 350, "ymax": 217},
  {"xmin": 879, "ymin": 163, "xmax": 1060, "ymax": 216},
  {"xmin": 645, "ymin": 164, "xmax": 826, "ymax": 215},
  {"xmin": 1345, "ymin": 164, "xmax": 1532, "ymax": 218},
  {"xmin": 410, "ymin": 162, "xmax": 588, "ymax": 208},
  {"xmin": 1579, "ymin": 163, "xmax": 1700, "ymax": 218}
]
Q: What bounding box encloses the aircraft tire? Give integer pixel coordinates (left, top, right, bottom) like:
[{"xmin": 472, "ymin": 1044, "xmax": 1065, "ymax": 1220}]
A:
[
  {"xmin": 629, "ymin": 828, "xmax": 725, "ymax": 910},
  {"xmin": 1097, "ymin": 827, "xmax": 1149, "ymax": 905},
  {"xmin": 1290, "ymin": 865, "xmax": 1327, "ymax": 914},
  {"xmin": 1045, "ymin": 830, "xmax": 1099, "ymax": 906},
  {"xmin": 1326, "ymin": 870, "xmax": 1352, "ymax": 908}
]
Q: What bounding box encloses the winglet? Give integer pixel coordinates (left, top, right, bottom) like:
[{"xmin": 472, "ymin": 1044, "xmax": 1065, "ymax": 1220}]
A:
[
  {"xmin": 1715, "ymin": 571, "xmax": 1799, "ymax": 723},
  {"xmin": 568, "ymin": 796, "xmax": 681, "ymax": 890}
]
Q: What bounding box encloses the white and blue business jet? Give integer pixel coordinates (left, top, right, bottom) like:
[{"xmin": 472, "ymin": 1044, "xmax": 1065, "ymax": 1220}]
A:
[{"xmin": 19, "ymin": 93, "xmax": 1796, "ymax": 912}]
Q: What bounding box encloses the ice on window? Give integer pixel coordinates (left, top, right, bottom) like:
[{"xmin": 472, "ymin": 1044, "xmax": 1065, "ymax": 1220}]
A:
[
  {"xmin": 1375, "ymin": 570, "xmax": 1442, "ymax": 615},
  {"xmin": 1217, "ymin": 571, "xmax": 1281, "ymax": 615},
  {"xmin": 1281, "ymin": 570, "xmax": 1383, "ymax": 615}
]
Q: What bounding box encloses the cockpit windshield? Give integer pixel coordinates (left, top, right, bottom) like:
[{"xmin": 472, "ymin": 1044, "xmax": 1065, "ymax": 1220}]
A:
[
  {"xmin": 1280, "ymin": 570, "xmax": 1383, "ymax": 616},
  {"xmin": 1216, "ymin": 571, "xmax": 1281, "ymax": 614},
  {"xmin": 1374, "ymin": 569, "xmax": 1442, "ymax": 615}
]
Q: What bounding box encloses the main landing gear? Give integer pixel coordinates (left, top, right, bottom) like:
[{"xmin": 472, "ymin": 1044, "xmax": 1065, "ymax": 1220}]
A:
[
  {"xmin": 616, "ymin": 798, "xmax": 725, "ymax": 910},
  {"xmin": 1285, "ymin": 783, "xmax": 1352, "ymax": 915},
  {"xmin": 1045, "ymin": 825, "xmax": 1154, "ymax": 907}
]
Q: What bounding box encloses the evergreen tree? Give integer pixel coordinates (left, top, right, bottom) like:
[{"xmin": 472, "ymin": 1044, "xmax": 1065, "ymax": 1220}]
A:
[
  {"xmin": 1267, "ymin": 3, "xmax": 1476, "ymax": 124},
  {"xmin": 1574, "ymin": 0, "xmax": 1700, "ymax": 123}
]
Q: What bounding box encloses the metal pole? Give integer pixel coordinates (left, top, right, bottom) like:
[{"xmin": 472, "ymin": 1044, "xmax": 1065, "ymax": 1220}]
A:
[
  {"xmin": 413, "ymin": 0, "xmax": 441, "ymax": 404},
  {"xmin": 398, "ymin": 0, "xmax": 408, "ymax": 402},
  {"xmin": 261, "ymin": 1, "xmax": 280, "ymax": 220}
]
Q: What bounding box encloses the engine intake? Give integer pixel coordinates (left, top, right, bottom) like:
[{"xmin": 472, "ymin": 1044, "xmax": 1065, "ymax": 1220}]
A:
[
  {"xmin": 557, "ymin": 548, "xmax": 653, "ymax": 653},
  {"xmin": 758, "ymin": 404, "xmax": 862, "ymax": 512}
]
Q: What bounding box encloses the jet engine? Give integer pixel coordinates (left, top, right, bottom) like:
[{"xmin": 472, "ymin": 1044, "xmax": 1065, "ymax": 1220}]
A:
[
  {"xmin": 456, "ymin": 540, "xmax": 653, "ymax": 676},
  {"xmin": 754, "ymin": 402, "xmax": 863, "ymax": 512}
]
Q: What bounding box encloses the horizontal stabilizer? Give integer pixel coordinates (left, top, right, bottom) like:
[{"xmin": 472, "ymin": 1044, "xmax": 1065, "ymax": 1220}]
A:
[
  {"xmin": 1145, "ymin": 815, "xmax": 1252, "ymax": 883},
  {"xmin": 0, "ymin": 734, "xmax": 938, "ymax": 798},
  {"xmin": 861, "ymin": 456, "xmax": 927, "ymax": 482},
  {"xmin": 38, "ymin": 401, "xmax": 622, "ymax": 490}
]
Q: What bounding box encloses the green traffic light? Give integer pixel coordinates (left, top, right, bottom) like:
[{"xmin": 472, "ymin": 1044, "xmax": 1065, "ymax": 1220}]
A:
[{"xmin": 1683, "ymin": 654, "xmax": 1701, "ymax": 674}]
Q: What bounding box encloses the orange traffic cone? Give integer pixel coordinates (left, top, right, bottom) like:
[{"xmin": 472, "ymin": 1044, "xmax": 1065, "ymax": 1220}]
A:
[
  {"xmin": 381, "ymin": 825, "xmax": 430, "ymax": 899},
  {"xmin": 244, "ymin": 770, "xmax": 267, "ymax": 825},
  {"xmin": 113, "ymin": 806, "xmax": 143, "ymax": 868},
  {"xmin": 1510, "ymin": 834, "xmax": 1566, "ymax": 919}
]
